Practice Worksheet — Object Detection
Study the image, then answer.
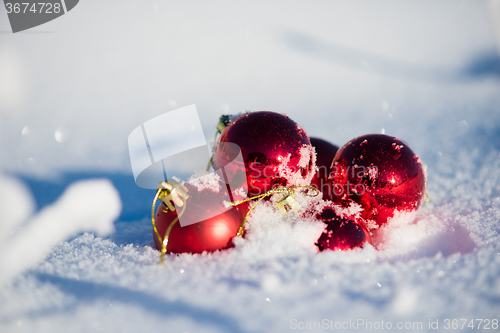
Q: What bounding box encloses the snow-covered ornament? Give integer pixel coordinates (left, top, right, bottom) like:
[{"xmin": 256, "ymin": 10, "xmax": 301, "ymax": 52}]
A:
[
  {"xmin": 212, "ymin": 111, "xmax": 316, "ymax": 197},
  {"xmin": 309, "ymin": 137, "xmax": 339, "ymax": 200},
  {"xmin": 152, "ymin": 180, "xmax": 249, "ymax": 256},
  {"xmin": 328, "ymin": 134, "xmax": 426, "ymax": 227},
  {"xmin": 315, "ymin": 203, "xmax": 371, "ymax": 251}
]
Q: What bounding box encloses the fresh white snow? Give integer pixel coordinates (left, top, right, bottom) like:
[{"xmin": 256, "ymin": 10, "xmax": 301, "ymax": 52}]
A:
[{"xmin": 1, "ymin": 1, "xmax": 500, "ymax": 332}]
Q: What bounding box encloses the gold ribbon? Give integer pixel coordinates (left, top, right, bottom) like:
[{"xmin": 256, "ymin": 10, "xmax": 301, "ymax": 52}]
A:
[
  {"xmin": 151, "ymin": 179, "xmax": 319, "ymax": 262},
  {"xmin": 424, "ymin": 181, "xmax": 429, "ymax": 204},
  {"xmin": 151, "ymin": 180, "xmax": 189, "ymax": 262},
  {"xmin": 230, "ymin": 185, "xmax": 320, "ymax": 236}
]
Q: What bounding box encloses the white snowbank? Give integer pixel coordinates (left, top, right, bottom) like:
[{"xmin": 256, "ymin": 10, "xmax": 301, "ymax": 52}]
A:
[{"xmin": 0, "ymin": 175, "xmax": 122, "ymax": 287}]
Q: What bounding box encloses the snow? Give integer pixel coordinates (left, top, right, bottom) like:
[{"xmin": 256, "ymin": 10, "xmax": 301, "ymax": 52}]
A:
[
  {"xmin": 186, "ymin": 170, "xmax": 222, "ymax": 193},
  {"xmin": 0, "ymin": 178, "xmax": 121, "ymax": 287},
  {"xmin": 276, "ymin": 144, "xmax": 317, "ymax": 187},
  {"xmin": 1, "ymin": 1, "xmax": 500, "ymax": 332}
]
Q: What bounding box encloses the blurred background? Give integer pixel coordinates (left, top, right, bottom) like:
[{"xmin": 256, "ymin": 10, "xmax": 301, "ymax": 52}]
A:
[{"xmin": 1, "ymin": 0, "xmax": 499, "ymax": 220}]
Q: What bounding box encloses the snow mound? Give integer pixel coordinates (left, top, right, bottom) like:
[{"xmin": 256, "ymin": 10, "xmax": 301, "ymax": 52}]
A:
[{"xmin": 0, "ymin": 175, "xmax": 122, "ymax": 287}]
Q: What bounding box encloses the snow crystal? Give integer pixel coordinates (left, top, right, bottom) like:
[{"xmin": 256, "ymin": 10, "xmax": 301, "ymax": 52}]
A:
[
  {"xmin": 298, "ymin": 145, "xmax": 312, "ymax": 168},
  {"xmin": 232, "ymin": 186, "xmax": 247, "ymax": 199},
  {"xmin": 333, "ymin": 201, "xmax": 364, "ymax": 220},
  {"xmin": 227, "ymin": 112, "xmax": 245, "ymax": 124},
  {"xmin": 186, "ymin": 170, "xmax": 221, "ymax": 193},
  {"xmin": 277, "ymin": 144, "xmax": 316, "ymax": 187}
]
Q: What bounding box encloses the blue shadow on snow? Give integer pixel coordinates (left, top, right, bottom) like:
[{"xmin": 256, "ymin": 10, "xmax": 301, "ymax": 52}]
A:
[{"xmin": 18, "ymin": 172, "xmax": 155, "ymax": 222}]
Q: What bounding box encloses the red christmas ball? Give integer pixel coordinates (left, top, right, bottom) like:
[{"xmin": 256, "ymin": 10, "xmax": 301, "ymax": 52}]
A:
[
  {"xmin": 329, "ymin": 134, "xmax": 426, "ymax": 227},
  {"xmin": 212, "ymin": 111, "xmax": 316, "ymax": 196},
  {"xmin": 153, "ymin": 184, "xmax": 249, "ymax": 254},
  {"xmin": 310, "ymin": 137, "xmax": 339, "ymax": 200},
  {"xmin": 315, "ymin": 204, "xmax": 371, "ymax": 251}
]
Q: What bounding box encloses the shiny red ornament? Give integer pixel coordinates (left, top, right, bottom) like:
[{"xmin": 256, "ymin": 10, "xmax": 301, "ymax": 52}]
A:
[
  {"xmin": 153, "ymin": 184, "xmax": 249, "ymax": 254},
  {"xmin": 310, "ymin": 137, "xmax": 339, "ymax": 200},
  {"xmin": 212, "ymin": 111, "xmax": 316, "ymax": 197},
  {"xmin": 329, "ymin": 134, "xmax": 426, "ymax": 227},
  {"xmin": 315, "ymin": 204, "xmax": 371, "ymax": 251}
]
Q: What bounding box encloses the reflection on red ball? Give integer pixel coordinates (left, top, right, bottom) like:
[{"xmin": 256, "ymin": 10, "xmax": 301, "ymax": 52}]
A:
[
  {"xmin": 212, "ymin": 111, "xmax": 315, "ymax": 196},
  {"xmin": 310, "ymin": 137, "xmax": 339, "ymax": 200},
  {"xmin": 328, "ymin": 134, "xmax": 426, "ymax": 227},
  {"xmin": 153, "ymin": 184, "xmax": 249, "ymax": 254},
  {"xmin": 315, "ymin": 205, "xmax": 371, "ymax": 251}
]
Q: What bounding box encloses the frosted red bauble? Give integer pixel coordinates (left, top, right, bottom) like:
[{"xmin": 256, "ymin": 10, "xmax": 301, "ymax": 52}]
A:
[
  {"xmin": 315, "ymin": 204, "xmax": 371, "ymax": 251},
  {"xmin": 328, "ymin": 134, "xmax": 426, "ymax": 227},
  {"xmin": 212, "ymin": 111, "xmax": 316, "ymax": 196},
  {"xmin": 310, "ymin": 137, "xmax": 339, "ymax": 200},
  {"xmin": 153, "ymin": 184, "xmax": 249, "ymax": 254}
]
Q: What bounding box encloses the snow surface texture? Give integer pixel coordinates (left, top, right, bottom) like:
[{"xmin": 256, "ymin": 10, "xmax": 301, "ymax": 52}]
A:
[
  {"xmin": 0, "ymin": 176, "xmax": 121, "ymax": 286},
  {"xmin": 1, "ymin": 1, "xmax": 500, "ymax": 332}
]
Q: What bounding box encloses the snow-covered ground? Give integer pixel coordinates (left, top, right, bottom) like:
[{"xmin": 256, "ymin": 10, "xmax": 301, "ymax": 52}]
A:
[{"xmin": 1, "ymin": 1, "xmax": 500, "ymax": 332}]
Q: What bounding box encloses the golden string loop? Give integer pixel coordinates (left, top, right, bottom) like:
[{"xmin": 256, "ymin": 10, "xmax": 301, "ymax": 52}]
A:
[
  {"xmin": 151, "ymin": 180, "xmax": 189, "ymax": 263},
  {"xmin": 231, "ymin": 185, "xmax": 320, "ymax": 237}
]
